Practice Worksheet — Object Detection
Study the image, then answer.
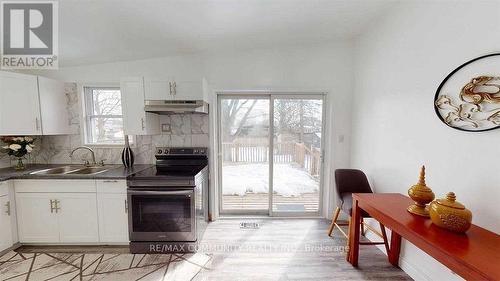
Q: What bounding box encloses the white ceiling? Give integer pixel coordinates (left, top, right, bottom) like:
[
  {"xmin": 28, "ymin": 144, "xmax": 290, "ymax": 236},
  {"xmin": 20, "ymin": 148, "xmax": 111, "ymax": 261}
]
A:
[{"xmin": 59, "ymin": 0, "xmax": 396, "ymax": 66}]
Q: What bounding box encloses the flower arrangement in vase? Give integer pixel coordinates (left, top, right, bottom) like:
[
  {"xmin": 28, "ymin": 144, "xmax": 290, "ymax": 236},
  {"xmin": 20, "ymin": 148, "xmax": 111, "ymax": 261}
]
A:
[{"xmin": 0, "ymin": 136, "xmax": 36, "ymax": 170}]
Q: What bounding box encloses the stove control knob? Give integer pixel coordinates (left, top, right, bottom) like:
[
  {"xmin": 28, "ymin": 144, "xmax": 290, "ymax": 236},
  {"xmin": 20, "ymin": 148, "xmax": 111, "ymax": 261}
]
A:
[
  {"xmin": 194, "ymin": 149, "xmax": 199, "ymax": 154},
  {"xmin": 164, "ymin": 149, "xmax": 169, "ymax": 154},
  {"xmin": 157, "ymin": 149, "xmax": 162, "ymax": 154}
]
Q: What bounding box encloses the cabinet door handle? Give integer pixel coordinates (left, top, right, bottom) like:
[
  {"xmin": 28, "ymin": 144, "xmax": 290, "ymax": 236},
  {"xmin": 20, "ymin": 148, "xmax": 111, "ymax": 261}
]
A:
[
  {"xmin": 103, "ymin": 180, "xmax": 118, "ymax": 183},
  {"xmin": 5, "ymin": 201, "xmax": 10, "ymax": 216},
  {"xmin": 35, "ymin": 118, "xmax": 40, "ymax": 131},
  {"xmin": 141, "ymin": 118, "xmax": 145, "ymax": 130},
  {"xmin": 169, "ymin": 82, "xmax": 172, "ymax": 95},
  {"xmin": 172, "ymin": 82, "xmax": 177, "ymax": 95},
  {"xmin": 54, "ymin": 199, "xmax": 61, "ymax": 213},
  {"xmin": 50, "ymin": 199, "xmax": 54, "ymax": 213},
  {"xmin": 125, "ymin": 199, "xmax": 128, "ymax": 214}
]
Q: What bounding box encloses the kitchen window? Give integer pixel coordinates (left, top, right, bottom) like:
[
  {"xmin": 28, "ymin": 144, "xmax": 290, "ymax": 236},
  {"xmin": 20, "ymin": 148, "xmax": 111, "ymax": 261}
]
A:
[{"xmin": 83, "ymin": 86, "xmax": 125, "ymax": 145}]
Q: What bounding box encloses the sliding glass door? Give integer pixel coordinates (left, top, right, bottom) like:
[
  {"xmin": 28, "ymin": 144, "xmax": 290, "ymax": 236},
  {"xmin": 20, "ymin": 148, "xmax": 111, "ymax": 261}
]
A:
[
  {"xmin": 219, "ymin": 97, "xmax": 270, "ymax": 214},
  {"xmin": 271, "ymin": 96, "xmax": 323, "ymax": 216},
  {"xmin": 218, "ymin": 94, "xmax": 324, "ymax": 216}
]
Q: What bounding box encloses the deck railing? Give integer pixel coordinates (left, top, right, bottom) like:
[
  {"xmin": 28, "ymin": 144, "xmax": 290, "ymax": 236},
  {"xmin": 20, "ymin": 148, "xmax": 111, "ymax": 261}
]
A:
[{"xmin": 222, "ymin": 141, "xmax": 321, "ymax": 176}]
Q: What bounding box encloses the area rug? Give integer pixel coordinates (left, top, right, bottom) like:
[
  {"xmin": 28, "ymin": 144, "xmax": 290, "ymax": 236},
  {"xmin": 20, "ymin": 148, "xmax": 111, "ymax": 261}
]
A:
[{"xmin": 0, "ymin": 251, "xmax": 212, "ymax": 281}]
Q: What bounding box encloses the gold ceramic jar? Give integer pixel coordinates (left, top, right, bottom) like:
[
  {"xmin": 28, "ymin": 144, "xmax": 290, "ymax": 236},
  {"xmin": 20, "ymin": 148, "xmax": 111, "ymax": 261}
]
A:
[{"xmin": 429, "ymin": 192, "xmax": 472, "ymax": 233}]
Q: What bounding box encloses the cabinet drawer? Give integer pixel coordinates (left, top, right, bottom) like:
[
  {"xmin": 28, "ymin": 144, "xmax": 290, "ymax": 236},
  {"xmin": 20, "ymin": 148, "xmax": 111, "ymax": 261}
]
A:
[
  {"xmin": 14, "ymin": 179, "xmax": 96, "ymax": 193},
  {"xmin": 96, "ymin": 179, "xmax": 127, "ymax": 194}
]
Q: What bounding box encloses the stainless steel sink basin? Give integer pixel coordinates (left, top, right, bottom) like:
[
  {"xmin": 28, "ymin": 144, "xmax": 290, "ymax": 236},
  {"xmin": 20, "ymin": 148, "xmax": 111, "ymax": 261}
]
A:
[
  {"xmin": 65, "ymin": 167, "xmax": 109, "ymax": 175},
  {"xmin": 30, "ymin": 165, "xmax": 110, "ymax": 176},
  {"xmin": 30, "ymin": 166, "xmax": 84, "ymax": 175}
]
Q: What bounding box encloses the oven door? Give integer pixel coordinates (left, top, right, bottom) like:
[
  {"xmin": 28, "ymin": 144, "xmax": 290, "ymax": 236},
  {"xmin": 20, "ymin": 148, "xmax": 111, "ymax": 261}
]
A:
[{"xmin": 128, "ymin": 188, "xmax": 196, "ymax": 242}]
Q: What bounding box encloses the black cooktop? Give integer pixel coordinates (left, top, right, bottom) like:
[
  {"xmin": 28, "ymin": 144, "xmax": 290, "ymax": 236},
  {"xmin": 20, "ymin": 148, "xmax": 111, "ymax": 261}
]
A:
[{"xmin": 127, "ymin": 165, "xmax": 207, "ymax": 180}]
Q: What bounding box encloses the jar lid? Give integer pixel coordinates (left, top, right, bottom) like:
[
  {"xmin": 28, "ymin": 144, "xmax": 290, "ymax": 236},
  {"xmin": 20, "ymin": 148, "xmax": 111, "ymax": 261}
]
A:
[{"xmin": 435, "ymin": 192, "xmax": 465, "ymax": 209}]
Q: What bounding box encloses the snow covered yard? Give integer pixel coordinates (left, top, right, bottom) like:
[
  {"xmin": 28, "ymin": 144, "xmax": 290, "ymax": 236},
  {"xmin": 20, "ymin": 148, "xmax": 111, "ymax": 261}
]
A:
[{"xmin": 222, "ymin": 163, "xmax": 319, "ymax": 197}]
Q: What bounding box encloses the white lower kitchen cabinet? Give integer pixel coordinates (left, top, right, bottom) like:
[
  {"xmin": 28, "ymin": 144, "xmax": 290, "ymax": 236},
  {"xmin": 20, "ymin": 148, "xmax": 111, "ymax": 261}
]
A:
[
  {"xmin": 16, "ymin": 192, "xmax": 99, "ymax": 243},
  {"xmin": 0, "ymin": 181, "xmax": 17, "ymax": 252},
  {"xmin": 57, "ymin": 193, "xmax": 99, "ymax": 243},
  {"xmin": 14, "ymin": 179, "xmax": 129, "ymax": 245},
  {"xmin": 0, "ymin": 194, "xmax": 13, "ymax": 252},
  {"xmin": 97, "ymin": 180, "xmax": 129, "ymax": 243},
  {"xmin": 97, "ymin": 193, "xmax": 128, "ymax": 243},
  {"xmin": 16, "ymin": 193, "xmax": 60, "ymax": 243}
]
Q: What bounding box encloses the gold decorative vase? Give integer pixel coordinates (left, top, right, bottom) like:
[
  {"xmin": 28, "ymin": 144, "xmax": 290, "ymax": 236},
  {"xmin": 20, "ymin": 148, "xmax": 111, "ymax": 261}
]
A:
[
  {"xmin": 407, "ymin": 166, "xmax": 435, "ymax": 217},
  {"xmin": 429, "ymin": 192, "xmax": 472, "ymax": 233}
]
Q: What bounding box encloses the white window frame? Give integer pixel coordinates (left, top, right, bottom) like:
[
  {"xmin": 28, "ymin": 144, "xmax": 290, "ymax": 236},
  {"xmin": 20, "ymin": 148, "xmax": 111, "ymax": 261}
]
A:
[{"xmin": 82, "ymin": 85, "xmax": 128, "ymax": 147}]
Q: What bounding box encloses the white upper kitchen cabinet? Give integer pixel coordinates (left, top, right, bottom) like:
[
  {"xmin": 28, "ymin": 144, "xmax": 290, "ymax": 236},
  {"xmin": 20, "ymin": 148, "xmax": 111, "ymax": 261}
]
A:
[
  {"xmin": 37, "ymin": 76, "xmax": 74, "ymax": 135},
  {"xmin": 173, "ymin": 78, "xmax": 209, "ymax": 101},
  {"xmin": 144, "ymin": 76, "xmax": 171, "ymax": 100},
  {"xmin": 0, "ymin": 71, "xmax": 42, "ymax": 135},
  {"xmin": 144, "ymin": 76, "xmax": 209, "ymax": 102},
  {"xmin": 120, "ymin": 77, "xmax": 160, "ymax": 135}
]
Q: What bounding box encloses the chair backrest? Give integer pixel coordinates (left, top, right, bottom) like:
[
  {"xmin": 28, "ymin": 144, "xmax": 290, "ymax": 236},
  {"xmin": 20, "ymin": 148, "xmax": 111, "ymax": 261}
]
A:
[{"xmin": 334, "ymin": 169, "xmax": 373, "ymax": 197}]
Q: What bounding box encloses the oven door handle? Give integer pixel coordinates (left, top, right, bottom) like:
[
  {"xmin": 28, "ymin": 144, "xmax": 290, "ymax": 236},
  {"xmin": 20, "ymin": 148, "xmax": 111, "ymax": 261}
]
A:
[{"xmin": 128, "ymin": 190, "xmax": 193, "ymax": 196}]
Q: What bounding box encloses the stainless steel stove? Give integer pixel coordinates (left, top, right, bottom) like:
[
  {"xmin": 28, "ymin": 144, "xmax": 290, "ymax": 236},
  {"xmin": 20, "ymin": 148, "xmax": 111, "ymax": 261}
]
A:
[{"xmin": 127, "ymin": 147, "xmax": 208, "ymax": 253}]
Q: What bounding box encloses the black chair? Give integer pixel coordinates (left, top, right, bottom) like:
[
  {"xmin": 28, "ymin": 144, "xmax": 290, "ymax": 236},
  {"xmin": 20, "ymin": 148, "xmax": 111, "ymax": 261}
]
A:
[{"xmin": 328, "ymin": 169, "xmax": 388, "ymax": 252}]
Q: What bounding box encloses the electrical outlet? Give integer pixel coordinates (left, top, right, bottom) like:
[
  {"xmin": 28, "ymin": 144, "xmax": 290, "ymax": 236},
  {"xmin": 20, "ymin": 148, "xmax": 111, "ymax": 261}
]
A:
[
  {"xmin": 161, "ymin": 124, "xmax": 171, "ymax": 133},
  {"xmin": 338, "ymin": 134, "xmax": 345, "ymax": 143}
]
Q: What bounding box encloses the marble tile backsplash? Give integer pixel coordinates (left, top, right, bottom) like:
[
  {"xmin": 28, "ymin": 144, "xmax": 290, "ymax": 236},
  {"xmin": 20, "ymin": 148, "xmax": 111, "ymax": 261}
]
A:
[{"xmin": 0, "ymin": 83, "xmax": 209, "ymax": 167}]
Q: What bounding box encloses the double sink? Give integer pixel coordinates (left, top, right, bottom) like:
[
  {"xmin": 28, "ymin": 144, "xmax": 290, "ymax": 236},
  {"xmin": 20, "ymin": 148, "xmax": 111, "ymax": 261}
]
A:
[{"xmin": 30, "ymin": 165, "xmax": 111, "ymax": 176}]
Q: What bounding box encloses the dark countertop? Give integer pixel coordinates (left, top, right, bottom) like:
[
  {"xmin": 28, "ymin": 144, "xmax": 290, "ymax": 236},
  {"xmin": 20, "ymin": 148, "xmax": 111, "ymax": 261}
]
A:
[{"xmin": 0, "ymin": 164, "xmax": 154, "ymax": 181}]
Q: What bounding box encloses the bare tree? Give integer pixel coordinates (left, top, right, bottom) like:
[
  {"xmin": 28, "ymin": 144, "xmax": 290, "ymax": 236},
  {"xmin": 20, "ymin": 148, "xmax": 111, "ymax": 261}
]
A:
[
  {"xmin": 92, "ymin": 89, "xmax": 122, "ymax": 142},
  {"xmin": 274, "ymin": 99, "xmax": 321, "ymax": 143}
]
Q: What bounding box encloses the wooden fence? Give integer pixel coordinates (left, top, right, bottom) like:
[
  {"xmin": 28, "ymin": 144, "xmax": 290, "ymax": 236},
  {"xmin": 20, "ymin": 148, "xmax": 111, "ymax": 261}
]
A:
[{"xmin": 222, "ymin": 141, "xmax": 321, "ymax": 176}]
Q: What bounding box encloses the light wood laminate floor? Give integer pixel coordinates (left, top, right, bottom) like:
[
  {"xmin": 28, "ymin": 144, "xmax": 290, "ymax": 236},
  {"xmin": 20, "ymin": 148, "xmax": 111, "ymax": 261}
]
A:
[
  {"xmin": 4, "ymin": 219, "xmax": 412, "ymax": 280},
  {"xmin": 194, "ymin": 219, "xmax": 412, "ymax": 281}
]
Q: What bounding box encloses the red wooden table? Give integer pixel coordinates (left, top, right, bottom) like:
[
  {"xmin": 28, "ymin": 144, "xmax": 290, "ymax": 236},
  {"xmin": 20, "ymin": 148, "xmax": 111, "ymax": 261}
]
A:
[{"xmin": 347, "ymin": 193, "xmax": 500, "ymax": 281}]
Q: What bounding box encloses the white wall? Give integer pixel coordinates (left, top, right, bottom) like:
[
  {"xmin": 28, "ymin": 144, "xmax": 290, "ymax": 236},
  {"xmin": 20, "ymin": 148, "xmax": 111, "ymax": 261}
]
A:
[
  {"xmin": 34, "ymin": 42, "xmax": 354, "ymax": 217},
  {"xmin": 352, "ymin": 1, "xmax": 500, "ymax": 280}
]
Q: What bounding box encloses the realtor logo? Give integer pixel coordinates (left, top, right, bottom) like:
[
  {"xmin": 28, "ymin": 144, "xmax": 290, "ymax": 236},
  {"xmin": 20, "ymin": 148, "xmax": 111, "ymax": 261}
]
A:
[{"xmin": 1, "ymin": 1, "xmax": 58, "ymax": 69}]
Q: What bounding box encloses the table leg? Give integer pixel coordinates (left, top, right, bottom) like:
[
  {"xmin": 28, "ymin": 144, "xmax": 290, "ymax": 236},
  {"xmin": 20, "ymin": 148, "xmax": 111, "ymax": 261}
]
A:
[
  {"xmin": 347, "ymin": 198, "xmax": 361, "ymax": 266},
  {"xmin": 388, "ymin": 231, "xmax": 402, "ymax": 267}
]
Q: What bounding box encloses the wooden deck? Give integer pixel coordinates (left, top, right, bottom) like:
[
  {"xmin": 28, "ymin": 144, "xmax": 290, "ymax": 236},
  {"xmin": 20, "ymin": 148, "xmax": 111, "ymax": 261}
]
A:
[{"xmin": 222, "ymin": 192, "xmax": 319, "ymax": 212}]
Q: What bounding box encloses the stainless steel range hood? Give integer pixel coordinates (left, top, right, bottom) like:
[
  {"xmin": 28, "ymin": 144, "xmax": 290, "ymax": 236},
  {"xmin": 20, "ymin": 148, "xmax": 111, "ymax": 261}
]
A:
[{"xmin": 144, "ymin": 100, "xmax": 209, "ymax": 114}]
